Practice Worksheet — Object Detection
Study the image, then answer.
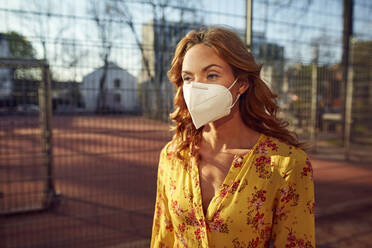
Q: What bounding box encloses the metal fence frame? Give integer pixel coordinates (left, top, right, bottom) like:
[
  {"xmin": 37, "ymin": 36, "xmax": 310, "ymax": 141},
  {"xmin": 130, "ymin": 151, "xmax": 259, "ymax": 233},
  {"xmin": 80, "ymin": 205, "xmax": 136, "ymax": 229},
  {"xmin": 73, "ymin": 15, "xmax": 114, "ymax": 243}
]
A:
[{"xmin": 0, "ymin": 58, "xmax": 58, "ymax": 215}]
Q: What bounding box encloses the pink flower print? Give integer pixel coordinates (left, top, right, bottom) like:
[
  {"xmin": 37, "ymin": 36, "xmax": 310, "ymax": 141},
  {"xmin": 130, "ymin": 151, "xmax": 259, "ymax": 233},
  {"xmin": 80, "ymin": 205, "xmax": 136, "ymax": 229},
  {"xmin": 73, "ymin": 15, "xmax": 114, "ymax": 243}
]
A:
[
  {"xmin": 166, "ymin": 142, "xmax": 177, "ymax": 159},
  {"xmin": 261, "ymin": 225, "xmax": 273, "ymax": 243},
  {"xmin": 301, "ymin": 158, "xmax": 314, "ymax": 181},
  {"xmin": 177, "ymin": 234, "xmax": 188, "ymax": 248},
  {"xmin": 253, "ymin": 212, "xmax": 265, "ymax": 228},
  {"xmin": 254, "ymin": 199, "xmax": 263, "ymax": 210},
  {"xmin": 230, "ymin": 180, "xmax": 241, "ymax": 194},
  {"xmin": 297, "ymin": 238, "xmax": 305, "ymax": 248},
  {"xmin": 284, "ymin": 229, "xmax": 314, "ymax": 248},
  {"xmin": 169, "ymin": 179, "xmax": 176, "ymax": 196},
  {"xmin": 279, "ymin": 185, "xmax": 299, "ymax": 206},
  {"xmin": 257, "ymin": 190, "xmax": 267, "ymax": 201},
  {"xmin": 285, "ymin": 232, "xmax": 298, "ymax": 248},
  {"xmin": 166, "ymin": 151, "xmax": 174, "ymax": 159},
  {"xmin": 198, "ymin": 218, "xmax": 205, "ymax": 228},
  {"xmin": 265, "ymin": 138, "xmax": 279, "ymax": 151},
  {"xmin": 249, "ymin": 237, "xmax": 260, "ymax": 248},
  {"xmin": 219, "ymin": 185, "xmax": 229, "ymax": 198},
  {"xmin": 279, "ymin": 187, "xmax": 289, "ymax": 198},
  {"xmin": 159, "ymin": 242, "xmax": 170, "ymax": 248},
  {"xmin": 165, "ymin": 218, "xmax": 173, "ymax": 232},
  {"xmin": 159, "ymin": 165, "xmax": 164, "ymax": 176},
  {"xmin": 257, "ymin": 142, "xmax": 268, "ymax": 155},
  {"xmin": 185, "ymin": 208, "xmax": 200, "ymax": 227},
  {"xmin": 257, "ymin": 138, "xmax": 278, "ymax": 156},
  {"xmin": 273, "ymin": 206, "xmax": 287, "ymax": 222},
  {"xmin": 287, "ymin": 232, "xmax": 296, "ymax": 242},
  {"xmin": 171, "ymin": 200, "xmax": 183, "ymax": 216},
  {"xmin": 256, "ymin": 156, "xmax": 271, "ymax": 165},
  {"xmin": 188, "ymin": 208, "xmax": 197, "ymax": 222},
  {"xmin": 306, "ymin": 201, "xmax": 315, "ymax": 215},
  {"xmin": 268, "ymin": 142, "xmax": 278, "ymax": 151},
  {"xmin": 156, "ymin": 204, "xmax": 162, "ymax": 217},
  {"xmin": 178, "ymin": 223, "xmax": 186, "ymax": 233},
  {"xmin": 207, "ymin": 210, "xmax": 229, "ymax": 233},
  {"xmin": 194, "ymin": 227, "xmax": 205, "ymax": 240},
  {"xmin": 254, "ymin": 156, "xmax": 272, "ymax": 179},
  {"xmin": 238, "ymin": 179, "xmax": 248, "ymax": 193},
  {"xmin": 233, "ymin": 155, "xmax": 244, "ymax": 168},
  {"xmin": 249, "ymin": 187, "xmax": 267, "ymax": 211},
  {"xmin": 194, "ymin": 177, "xmax": 199, "ymax": 187}
]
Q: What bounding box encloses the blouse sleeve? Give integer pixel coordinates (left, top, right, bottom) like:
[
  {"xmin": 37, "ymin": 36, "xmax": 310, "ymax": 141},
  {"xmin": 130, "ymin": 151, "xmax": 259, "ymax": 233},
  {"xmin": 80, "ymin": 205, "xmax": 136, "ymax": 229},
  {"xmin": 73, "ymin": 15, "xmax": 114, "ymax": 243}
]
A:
[
  {"xmin": 150, "ymin": 146, "xmax": 175, "ymax": 248},
  {"xmin": 271, "ymin": 153, "xmax": 316, "ymax": 248}
]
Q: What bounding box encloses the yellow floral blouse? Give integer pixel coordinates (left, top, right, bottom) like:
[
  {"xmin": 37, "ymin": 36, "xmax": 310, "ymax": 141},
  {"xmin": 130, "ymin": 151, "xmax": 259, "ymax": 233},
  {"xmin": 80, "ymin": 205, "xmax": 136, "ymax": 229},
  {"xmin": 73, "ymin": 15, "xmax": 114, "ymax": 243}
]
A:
[{"xmin": 151, "ymin": 134, "xmax": 315, "ymax": 248}]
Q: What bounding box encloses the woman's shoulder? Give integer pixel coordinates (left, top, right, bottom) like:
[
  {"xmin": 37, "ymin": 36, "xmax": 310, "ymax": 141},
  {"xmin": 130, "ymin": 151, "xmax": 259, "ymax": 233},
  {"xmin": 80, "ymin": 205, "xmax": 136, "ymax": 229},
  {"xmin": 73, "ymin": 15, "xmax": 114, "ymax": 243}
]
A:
[
  {"xmin": 259, "ymin": 134, "xmax": 308, "ymax": 160},
  {"xmin": 158, "ymin": 140, "xmax": 192, "ymax": 177},
  {"xmin": 260, "ymin": 134, "xmax": 313, "ymax": 180},
  {"xmin": 160, "ymin": 139, "xmax": 179, "ymax": 159},
  {"xmin": 159, "ymin": 139, "xmax": 190, "ymax": 164},
  {"xmin": 159, "ymin": 141, "xmax": 174, "ymax": 164}
]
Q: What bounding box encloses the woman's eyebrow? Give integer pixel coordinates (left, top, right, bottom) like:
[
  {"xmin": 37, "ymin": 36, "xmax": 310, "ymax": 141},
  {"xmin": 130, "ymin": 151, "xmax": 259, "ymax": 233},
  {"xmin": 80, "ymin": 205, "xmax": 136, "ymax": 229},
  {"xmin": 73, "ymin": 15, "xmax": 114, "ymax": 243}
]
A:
[
  {"xmin": 182, "ymin": 64, "xmax": 223, "ymax": 75},
  {"xmin": 202, "ymin": 64, "xmax": 223, "ymax": 71}
]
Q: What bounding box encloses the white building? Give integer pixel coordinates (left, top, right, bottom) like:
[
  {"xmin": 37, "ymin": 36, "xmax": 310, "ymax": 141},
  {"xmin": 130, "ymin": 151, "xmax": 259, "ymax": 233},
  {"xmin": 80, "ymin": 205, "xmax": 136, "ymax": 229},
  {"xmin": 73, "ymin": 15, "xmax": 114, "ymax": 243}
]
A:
[{"xmin": 80, "ymin": 63, "xmax": 139, "ymax": 112}]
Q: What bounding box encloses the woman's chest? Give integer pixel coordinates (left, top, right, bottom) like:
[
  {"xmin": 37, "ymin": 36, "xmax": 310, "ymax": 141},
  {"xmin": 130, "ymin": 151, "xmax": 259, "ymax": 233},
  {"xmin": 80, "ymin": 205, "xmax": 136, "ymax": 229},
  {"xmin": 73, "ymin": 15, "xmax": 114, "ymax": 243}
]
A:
[
  {"xmin": 198, "ymin": 159, "xmax": 232, "ymax": 213},
  {"xmin": 166, "ymin": 161, "xmax": 277, "ymax": 239},
  {"xmin": 167, "ymin": 152, "xmax": 277, "ymax": 213}
]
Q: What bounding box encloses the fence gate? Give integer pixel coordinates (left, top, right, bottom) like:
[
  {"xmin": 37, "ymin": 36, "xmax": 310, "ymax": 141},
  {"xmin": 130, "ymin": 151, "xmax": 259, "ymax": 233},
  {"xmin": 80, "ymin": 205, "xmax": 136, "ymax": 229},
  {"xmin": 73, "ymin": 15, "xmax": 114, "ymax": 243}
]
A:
[{"xmin": 0, "ymin": 58, "xmax": 57, "ymax": 215}]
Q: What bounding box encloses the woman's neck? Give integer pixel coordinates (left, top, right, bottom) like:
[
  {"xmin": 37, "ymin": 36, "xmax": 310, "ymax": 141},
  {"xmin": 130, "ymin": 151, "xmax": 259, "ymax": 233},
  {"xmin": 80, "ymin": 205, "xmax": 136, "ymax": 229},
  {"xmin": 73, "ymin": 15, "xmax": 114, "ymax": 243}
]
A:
[{"xmin": 201, "ymin": 110, "xmax": 259, "ymax": 153}]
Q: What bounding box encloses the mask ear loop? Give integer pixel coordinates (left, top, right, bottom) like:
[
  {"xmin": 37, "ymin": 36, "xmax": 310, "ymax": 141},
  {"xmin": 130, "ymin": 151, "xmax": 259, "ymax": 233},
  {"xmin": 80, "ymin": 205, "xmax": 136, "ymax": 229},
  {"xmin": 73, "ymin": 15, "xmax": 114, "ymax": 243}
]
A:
[
  {"xmin": 227, "ymin": 78, "xmax": 239, "ymax": 90},
  {"xmin": 230, "ymin": 93, "xmax": 240, "ymax": 109},
  {"xmin": 228, "ymin": 78, "xmax": 240, "ymax": 109}
]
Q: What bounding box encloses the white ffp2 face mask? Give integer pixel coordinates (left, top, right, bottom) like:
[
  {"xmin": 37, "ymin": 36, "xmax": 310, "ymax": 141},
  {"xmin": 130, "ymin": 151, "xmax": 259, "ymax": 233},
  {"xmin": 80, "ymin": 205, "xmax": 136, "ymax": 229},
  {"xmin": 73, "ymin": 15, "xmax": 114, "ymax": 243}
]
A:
[{"xmin": 182, "ymin": 78, "xmax": 240, "ymax": 129}]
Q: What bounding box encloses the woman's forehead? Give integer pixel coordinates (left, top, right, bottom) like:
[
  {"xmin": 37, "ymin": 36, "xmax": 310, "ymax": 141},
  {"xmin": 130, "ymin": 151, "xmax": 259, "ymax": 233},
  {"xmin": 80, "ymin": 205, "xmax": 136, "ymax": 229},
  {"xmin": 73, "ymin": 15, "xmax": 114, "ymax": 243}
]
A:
[{"xmin": 182, "ymin": 44, "xmax": 228, "ymax": 72}]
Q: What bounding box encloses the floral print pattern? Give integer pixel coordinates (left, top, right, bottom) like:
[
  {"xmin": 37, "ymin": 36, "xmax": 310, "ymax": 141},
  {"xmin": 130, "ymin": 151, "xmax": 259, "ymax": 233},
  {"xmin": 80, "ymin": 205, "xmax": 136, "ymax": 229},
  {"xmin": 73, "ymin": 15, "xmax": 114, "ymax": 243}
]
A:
[
  {"xmin": 151, "ymin": 134, "xmax": 315, "ymax": 248},
  {"xmin": 206, "ymin": 210, "xmax": 229, "ymax": 233}
]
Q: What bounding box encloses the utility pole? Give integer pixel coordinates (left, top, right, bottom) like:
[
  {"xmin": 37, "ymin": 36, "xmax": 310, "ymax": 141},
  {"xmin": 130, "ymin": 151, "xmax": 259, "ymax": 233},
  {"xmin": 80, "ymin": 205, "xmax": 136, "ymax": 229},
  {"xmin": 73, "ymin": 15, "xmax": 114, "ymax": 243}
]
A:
[
  {"xmin": 310, "ymin": 45, "xmax": 319, "ymax": 152},
  {"xmin": 341, "ymin": 0, "xmax": 353, "ymax": 158},
  {"xmin": 246, "ymin": 0, "xmax": 253, "ymax": 51}
]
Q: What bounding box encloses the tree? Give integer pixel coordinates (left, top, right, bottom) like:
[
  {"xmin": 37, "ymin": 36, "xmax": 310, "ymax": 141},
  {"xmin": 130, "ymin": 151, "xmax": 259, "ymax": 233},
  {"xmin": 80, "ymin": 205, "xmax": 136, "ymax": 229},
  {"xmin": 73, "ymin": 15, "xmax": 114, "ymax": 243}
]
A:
[
  {"xmin": 88, "ymin": 0, "xmax": 121, "ymax": 113},
  {"xmin": 3, "ymin": 31, "xmax": 36, "ymax": 58},
  {"xmin": 2, "ymin": 31, "xmax": 41, "ymax": 81},
  {"xmin": 18, "ymin": 0, "xmax": 78, "ymax": 82},
  {"xmin": 108, "ymin": 0, "xmax": 201, "ymax": 119}
]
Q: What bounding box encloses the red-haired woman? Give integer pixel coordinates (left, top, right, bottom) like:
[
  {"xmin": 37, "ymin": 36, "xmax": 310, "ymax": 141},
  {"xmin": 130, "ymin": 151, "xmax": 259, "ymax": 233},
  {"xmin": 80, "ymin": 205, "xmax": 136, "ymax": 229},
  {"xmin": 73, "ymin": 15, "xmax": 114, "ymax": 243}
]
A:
[{"xmin": 151, "ymin": 27, "xmax": 315, "ymax": 248}]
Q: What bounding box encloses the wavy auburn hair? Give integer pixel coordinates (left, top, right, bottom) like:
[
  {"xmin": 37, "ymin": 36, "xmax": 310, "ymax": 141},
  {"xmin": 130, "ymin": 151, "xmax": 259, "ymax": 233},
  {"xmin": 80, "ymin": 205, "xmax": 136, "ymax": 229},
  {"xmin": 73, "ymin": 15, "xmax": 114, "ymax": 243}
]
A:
[{"xmin": 168, "ymin": 26, "xmax": 301, "ymax": 161}]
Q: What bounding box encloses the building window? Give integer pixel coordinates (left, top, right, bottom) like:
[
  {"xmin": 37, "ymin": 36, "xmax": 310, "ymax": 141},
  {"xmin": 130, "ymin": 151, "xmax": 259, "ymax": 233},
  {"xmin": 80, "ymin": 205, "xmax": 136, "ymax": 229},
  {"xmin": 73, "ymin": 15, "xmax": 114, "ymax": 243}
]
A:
[
  {"xmin": 114, "ymin": 94, "xmax": 121, "ymax": 103},
  {"xmin": 114, "ymin": 79, "xmax": 121, "ymax": 89}
]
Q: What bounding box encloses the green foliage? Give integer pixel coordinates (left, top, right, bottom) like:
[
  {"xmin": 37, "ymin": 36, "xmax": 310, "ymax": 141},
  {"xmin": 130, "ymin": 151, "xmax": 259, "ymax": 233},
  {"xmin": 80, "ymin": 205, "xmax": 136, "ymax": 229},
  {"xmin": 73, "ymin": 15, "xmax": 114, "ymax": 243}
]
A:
[{"xmin": 4, "ymin": 31, "xmax": 35, "ymax": 58}]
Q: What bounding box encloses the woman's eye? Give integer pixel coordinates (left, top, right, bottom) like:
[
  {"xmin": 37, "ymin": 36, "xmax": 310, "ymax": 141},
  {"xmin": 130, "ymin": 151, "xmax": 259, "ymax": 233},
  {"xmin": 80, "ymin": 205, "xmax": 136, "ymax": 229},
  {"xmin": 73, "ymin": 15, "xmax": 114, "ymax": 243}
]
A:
[
  {"xmin": 207, "ymin": 74, "xmax": 218, "ymax": 80},
  {"xmin": 182, "ymin": 76, "xmax": 191, "ymax": 82}
]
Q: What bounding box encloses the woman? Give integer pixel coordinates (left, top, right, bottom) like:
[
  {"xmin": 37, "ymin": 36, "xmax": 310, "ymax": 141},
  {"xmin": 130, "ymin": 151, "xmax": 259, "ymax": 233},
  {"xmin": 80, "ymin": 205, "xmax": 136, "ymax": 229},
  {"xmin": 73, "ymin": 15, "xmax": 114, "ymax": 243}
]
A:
[{"xmin": 151, "ymin": 27, "xmax": 315, "ymax": 248}]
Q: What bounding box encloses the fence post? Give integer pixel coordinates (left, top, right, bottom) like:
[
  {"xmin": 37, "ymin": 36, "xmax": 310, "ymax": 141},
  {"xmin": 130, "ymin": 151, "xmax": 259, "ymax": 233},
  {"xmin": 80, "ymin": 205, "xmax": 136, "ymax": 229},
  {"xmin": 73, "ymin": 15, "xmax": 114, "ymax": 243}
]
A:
[
  {"xmin": 310, "ymin": 62, "xmax": 318, "ymax": 152},
  {"xmin": 344, "ymin": 38, "xmax": 354, "ymax": 160},
  {"xmin": 39, "ymin": 60, "xmax": 55, "ymax": 208}
]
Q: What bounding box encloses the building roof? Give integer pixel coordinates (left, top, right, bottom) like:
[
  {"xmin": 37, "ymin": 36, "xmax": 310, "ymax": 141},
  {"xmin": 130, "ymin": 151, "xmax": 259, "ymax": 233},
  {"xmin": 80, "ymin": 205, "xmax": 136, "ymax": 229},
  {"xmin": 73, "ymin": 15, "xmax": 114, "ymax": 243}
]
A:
[{"xmin": 83, "ymin": 62, "xmax": 137, "ymax": 82}]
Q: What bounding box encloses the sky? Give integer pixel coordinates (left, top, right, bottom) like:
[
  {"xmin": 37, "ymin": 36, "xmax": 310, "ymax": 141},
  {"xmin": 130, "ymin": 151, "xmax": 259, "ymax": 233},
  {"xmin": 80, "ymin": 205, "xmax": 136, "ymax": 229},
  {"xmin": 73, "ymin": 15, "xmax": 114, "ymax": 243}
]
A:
[{"xmin": 0, "ymin": 0, "xmax": 370, "ymax": 81}]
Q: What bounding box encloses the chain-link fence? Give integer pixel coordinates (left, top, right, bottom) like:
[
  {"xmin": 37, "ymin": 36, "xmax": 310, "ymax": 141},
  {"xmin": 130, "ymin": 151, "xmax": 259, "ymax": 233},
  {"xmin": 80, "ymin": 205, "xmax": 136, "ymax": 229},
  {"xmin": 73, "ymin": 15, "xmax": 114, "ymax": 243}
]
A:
[
  {"xmin": 0, "ymin": 0, "xmax": 371, "ymax": 247},
  {"xmin": 0, "ymin": 1, "xmax": 246, "ymax": 247},
  {"xmin": 251, "ymin": 0, "xmax": 372, "ymax": 161},
  {"xmin": 0, "ymin": 58, "xmax": 57, "ymax": 216}
]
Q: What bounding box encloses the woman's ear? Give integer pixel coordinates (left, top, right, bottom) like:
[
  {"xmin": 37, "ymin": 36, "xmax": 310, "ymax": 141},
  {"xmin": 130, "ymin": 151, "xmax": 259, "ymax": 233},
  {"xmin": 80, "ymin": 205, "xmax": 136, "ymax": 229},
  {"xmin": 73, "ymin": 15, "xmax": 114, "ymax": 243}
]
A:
[{"xmin": 238, "ymin": 82, "xmax": 249, "ymax": 95}]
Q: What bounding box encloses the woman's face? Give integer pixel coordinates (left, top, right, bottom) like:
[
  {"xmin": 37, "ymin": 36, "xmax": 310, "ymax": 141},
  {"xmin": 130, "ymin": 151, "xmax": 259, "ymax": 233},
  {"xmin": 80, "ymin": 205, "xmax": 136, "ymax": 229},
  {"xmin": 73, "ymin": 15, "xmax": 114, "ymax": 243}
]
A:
[{"xmin": 181, "ymin": 44, "xmax": 237, "ymax": 90}]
